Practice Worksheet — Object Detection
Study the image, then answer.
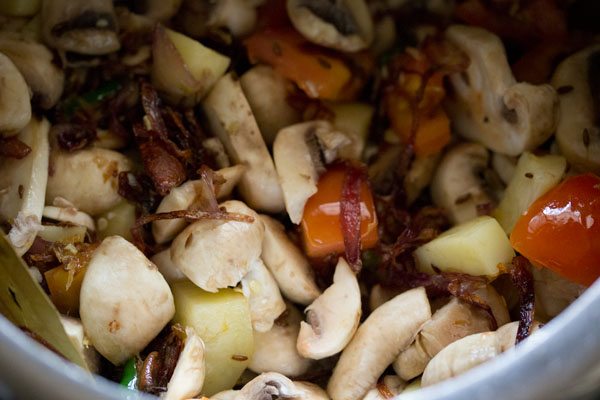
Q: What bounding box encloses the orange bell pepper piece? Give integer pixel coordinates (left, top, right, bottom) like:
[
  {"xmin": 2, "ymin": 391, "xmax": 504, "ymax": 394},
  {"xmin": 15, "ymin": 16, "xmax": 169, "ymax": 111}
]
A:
[{"xmin": 45, "ymin": 265, "xmax": 87, "ymax": 315}]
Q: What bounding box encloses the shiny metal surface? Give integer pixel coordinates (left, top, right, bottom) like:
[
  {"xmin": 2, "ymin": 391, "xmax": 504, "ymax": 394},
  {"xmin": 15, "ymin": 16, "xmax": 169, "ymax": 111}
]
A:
[{"xmin": 1, "ymin": 279, "xmax": 599, "ymax": 399}]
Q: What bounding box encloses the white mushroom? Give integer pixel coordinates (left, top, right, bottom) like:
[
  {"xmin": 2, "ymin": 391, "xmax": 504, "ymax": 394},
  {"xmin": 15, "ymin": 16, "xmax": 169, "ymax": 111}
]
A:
[
  {"xmin": 242, "ymin": 258, "xmax": 287, "ymax": 332},
  {"xmin": 0, "ymin": 51, "xmax": 31, "ymax": 135},
  {"xmin": 327, "ymin": 287, "xmax": 431, "ymax": 400},
  {"xmin": 444, "ymin": 25, "xmax": 558, "ymax": 156},
  {"xmin": 473, "ymin": 285, "xmax": 511, "ymax": 327},
  {"xmin": 259, "ymin": 215, "xmax": 320, "ymax": 305},
  {"xmin": 171, "ymin": 200, "xmax": 264, "ymax": 292},
  {"xmin": 0, "ymin": 35, "xmax": 64, "ymax": 109},
  {"xmin": 79, "ymin": 236, "xmax": 175, "ymax": 365},
  {"xmin": 368, "ymin": 284, "xmax": 401, "ymax": 312},
  {"xmin": 163, "ymin": 327, "xmax": 206, "ymax": 400},
  {"xmin": 151, "ymin": 249, "xmax": 187, "ymax": 284},
  {"xmin": 152, "ymin": 165, "xmax": 246, "ymax": 244},
  {"xmin": 293, "ymin": 382, "xmax": 329, "ymax": 400},
  {"xmin": 60, "ymin": 316, "xmax": 100, "ymax": 373},
  {"xmin": 0, "ymin": 118, "xmax": 49, "ymax": 255},
  {"xmin": 404, "ymin": 154, "xmax": 441, "ymax": 205},
  {"xmin": 249, "ymin": 302, "xmax": 312, "ymax": 377},
  {"xmin": 362, "ymin": 375, "xmax": 406, "ymax": 400},
  {"xmin": 393, "ymin": 298, "xmax": 493, "ymax": 380},
  {"xmin": 240, "ymin": 65, "xmax": 301, "ymax": 146},
  {"xmin": 45, "ymin": 147, "xmax": 132, "ymax": 216},
  {"xmin": 297, "ymin": 258, "xmax": 361, "ymax": 359},
  {"xmin": 203, "ymin": 73, "xmax": 284, "ymax": 213},
  {"xmin": 43, "ymin": 198, "xmax": 95, "ymax": 231},
  {"xmin": 273, "ymin": 120, "xmax": 350, "ymax": 224},
  {"xmin": 208, "ymin": 0, "xmax": 264, "ymax": 37},
  {"xmin": 551, "ymin": 45, "xmax": 600, "ymax": 173},
  {"xmin": 430, "ymin": 143, "xmax": 494, "ymax": 224},
  {"xmin": 491, "ymin": 153, "xmax": 517, "ymax": 185},
  {"xmin": 237, "ymin": 372, "xmax": 301, "ymax": 400},
  {"xmin": 287, "ymin": 0, "xmax": 374, "ymax": 52}
]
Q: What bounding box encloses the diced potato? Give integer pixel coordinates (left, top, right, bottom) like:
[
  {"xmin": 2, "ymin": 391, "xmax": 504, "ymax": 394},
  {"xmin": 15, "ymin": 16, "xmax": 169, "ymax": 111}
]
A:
[
  {"xmin": 328, "ymin": 102, "xmax": 374, "ymax": 160},
  {"xmin": 171, "ymin": 282, "xmax": 254, "ymax": 396},
  {"xmin": 95, "ymin": 201, "xmax": 137, "ymax": 241},
  {"xmin": 493, "ymin": 152, "xmax": 566, "ymax": 234},
  {"xmin": 414, "ymin": 216, "xmax": 514, "ymax": 278}
]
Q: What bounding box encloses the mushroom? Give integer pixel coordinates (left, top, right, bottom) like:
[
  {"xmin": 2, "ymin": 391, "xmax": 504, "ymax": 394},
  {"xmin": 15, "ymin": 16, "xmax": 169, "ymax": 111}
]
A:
[
  {"xmin": 0, "ymin": 118, "xmax": 49, "ymax": 255},
  {"xmin": 259, "ymin": 215, "xmax": 321, "ymax": 305},
  {"xmin": 41, "ymin": 0, "xmax": 120, "ymax": 55},
  {"xmin": 203, "ymin": 73, "xmax": 285, "ymax": 213},
  {"xmin": 45, "ymin": 147, "xmax": 132, "ymax": 216},
  {"xmin": 297, "ymin": 258, "xmax": 361, "ymax": 359},
  {"xmin": 368, "ymin": 284, "xmax": 401, "ymax": 312},
  {"xmin": 287, "ymin": 0, "xmax": 374, "ymax": 52},
  {"xmin": 293, "ymin": 382, "xmax": 330, "ymax": 400},
  {"xmin": 152, "ymin": 164, "xmax": 246, "ymax": 244},
  {"xmin": 208, "ymin": 0, "xmax": 264, "ymax": 37},
  {"xmin": 151, "ymin": 249, "xmax": 187, "ymax": 284},
  {"xmin": 42, "ymin": 198, "xmax": 95, "ymax": 231},
  {"xmin": 249, "ymin": 302, "xmax": 312, "ymax": 377},
  {"xmin": 393, "ymin": 298, "xmax": 494, "ymax": 380},
  {"xmin": 491, "ymin": 153, "xmax": 517, "ymax": 185},
  {"xmin": 473, "ymin": 285, "xmax": 511, "ymax": 327},
  {"xmin": 170, "ymin": 200, "xmax": 264, "ymax": 292},
  {"xmin": 163, "ymin": 327, "xmax": 206, "ymax": 400},
  {"xmin": 404, "ymin": 154, "xmax": 441, "ymax": 205},
  {"xmin": 79, "ymin": 236, "xmax": 175, "ymax": 365},
  {"xmin": 136, "ymin": 0, "xmax": 182, "ymax": 22},
  {"xmin": 60, "ymin": 316, "xmax": 100, "ymax": 373},
  {"xmin": 551, "ymin": 45, "xmax": 600, "ymax": 173},
  {"xmin": 0, "ymin": 51, "xmax": 31, "ymax": 135},
  {"xmin": 273, "ymin": 120, "xmax": 350, "ymax": 224},
  {"xmin": 430, "ymin": 142, "xmax": 495, "ymax": 224},
  {"xmin": 0, "ymin": 35, "xmax": 64, "ymax": 109},
  {"xmin": 444, "ymin": 25, "xmax": 558, "ymax": 156},
  {"xmin": 241, "ymin": 258, "xmax": 287, "ymax": 332},
  {"xmin": 327, "ymin": 287, "xmax": 431, "ymax": 400},
  {"xmin": 532, "ymin": 266, "xmax": 584, "ymax": 320},
  {"xmin": 237, "ymin": 372, "xmax": 301, "ymax": 400},
  {"xmin": 421, "ymin": 321, "xmax": 540, "ymax": 386},
  {"xmin": 240, "ymin": 65, "xmax": 301, "ymax": 146},
  {"xmin": 362, "ymin": 375, "xmax": 406, "ymax": 400}
]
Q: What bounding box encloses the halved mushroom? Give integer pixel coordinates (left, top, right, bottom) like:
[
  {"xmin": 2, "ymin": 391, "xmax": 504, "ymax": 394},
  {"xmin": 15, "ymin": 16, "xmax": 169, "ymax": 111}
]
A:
[
  {"xmin": 242, "ymin": 258, "xmax": 287, "ymax": 332},
  {"xmin": 0, "ymin": 118, "xmax": 49, "ymax": 255},
  {"xmin": 152, "ymin": 165, "xmax": 246, "ymax": 244},
  {"xmin": 208, "ymin": 0, "xmax": 264, "ymax": 37},
  {"xmin": 444, "ymin": 25, "xmax": 558, "ymax": 156},
  {"xmin": 430, "ymin": 142, "xmax": 494, "ymax": 224},
  {"xmin": 203, "ymin": 73, "xmax": 285, "ymax": 213},
  {"xmin": 393, "ymin": 298, "xmax": 493, "ymax": 380},
  {"xmin": 551, "ymin": 45, "xmax": 600, "ymax": 173},
  {"xmin": 0, "ymin": 51, "xmax": 31, "ymax": 135},
  {"xmin": 43, "ymin": 198, "xmax": 95, "ymax": 231},
  {"xmin": 362, "ymin": 375, "xmax": 406, "ymax": 400},
  {"xmin": 45, "ymin": 147, "xmax": 132, "ymax": 216},
  {"xmin": 297, "ymin": 258, "xmax": 361, "ymax": 359},
  {"xmin": 237, "ymin": 372, "xmax": 301, "ymax": 400},
  {"xmin": 273, "ymin": 120, "xmax": 350, "ymax": 224},
  {"xmin": 151, "ymin": 249, "xmax": 187, "ymax": 284},
  {"xmin": 249, "ymin": 302, "xmax": 312, "ymax": 377},
  {"xmin": 491, "ymin": 153, "xmax": 517, "ymax": 185},
  {"xmin": 259, "ymin": 215, "xmax": 320, "ymax": 305},
  {"xmin": 0, "ymin": 35, "xmax": 64, "ymax": 109},
  {"xmin": 170, "ymin": 200, "xmax": 263, "ymax": 292},
  {"xmin": 79, "ymin": 236, "xmax": 175, "ymax": 365},
  {"xmin": 327, "ymin": 287, "xmax": 431, "ymax": 400},
  {"xmin": 287, "ymin": 0, "xmax": 374, "ymax": 52},
  {"xmin": 293, "ymin": 382, "xmax": 329, "ymax": 400},
  {"xmin": 41, "ymin": 0, "xmax": 120, "ymax": 55},
  {"xmin": 163, "ymin": 327, "xmax": 206, "ymax": 400}
]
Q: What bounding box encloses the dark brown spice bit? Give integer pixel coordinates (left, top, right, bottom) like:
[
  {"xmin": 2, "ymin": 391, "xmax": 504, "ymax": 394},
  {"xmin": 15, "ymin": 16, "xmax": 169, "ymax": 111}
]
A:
[
  {"xmin": 18, "ymin": 185, "xmax": 24, "ymax": 199},
  {"xmin": 556, "ymin": 85, "xmax": 574, "ymax": 95},
  {"xmin": 53, "ymin": 123, "xmax": 96, "ymax": 152},
  {"xmin": 454, "ymin": 192, "xmax": 473, "ymax": 205},
  {"xmin": 583, "ymin": 128, "xmax": 591, "ymax": 147},
  {"xmin": 231, "ymin": 355, "xmax": 248, "ymax": 361},
  {"xmin": 272, "ymin": 41, "xmax": 282, "ymax": 56},
  {"xmin": 508, "ymin": 256, "xmax": 535, "ymax": 344},
  {"xmin": 524, "ymin": 172, "xmax": 534, "ymax": 179}
]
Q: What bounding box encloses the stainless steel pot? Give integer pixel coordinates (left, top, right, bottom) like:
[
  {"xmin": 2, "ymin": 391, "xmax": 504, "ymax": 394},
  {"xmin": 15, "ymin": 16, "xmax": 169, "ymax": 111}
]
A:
[{"xmin": 1, "ymin": 279, "xmax": 600, "ymax": 400}]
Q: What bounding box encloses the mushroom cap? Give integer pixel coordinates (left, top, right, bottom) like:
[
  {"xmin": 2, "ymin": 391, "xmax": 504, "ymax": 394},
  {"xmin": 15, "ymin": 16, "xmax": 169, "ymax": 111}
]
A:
[
  {"xmin": 79, "ymin": 236, "xmax": 175, "ymax": 365},
  {"xmin": 151, "ymin": 249, "xmax": 187, "ymax": 284},
  {"xmin": 170, "ymin": 200, "xmax": 264, "ymax": 292},
  {"xmin": 45, "ymin": 147, "xmax": 132, "ymax": 216},
  {"xmin": 43, "ymin": 202, "xmax": 95, "ymax": 231},
  {"xmin": 0, "ymin": 51, "xmax": 31, "ymax": 135},
  {"xmin": 259, "ymin": 214, "xmax": 320, "ymax": 305},
  {"xmin": 297, "ymin": 258, "xmax": 361, "ymax": 359},
  {"xmin": 164, "ymin": 327, "xmax": 206, "ymax": 400},
  {"xmin": 236, "ymin": 372, "xmax": 301, "ymax": 400}
]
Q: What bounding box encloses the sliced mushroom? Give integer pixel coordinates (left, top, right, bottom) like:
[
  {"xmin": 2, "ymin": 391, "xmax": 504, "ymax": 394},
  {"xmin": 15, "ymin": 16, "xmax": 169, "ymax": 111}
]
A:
[
  {"xmin": 0, "ymin": 51, "xmax": 31, "ymax": 135},
  {"xmin": 404, "ymin": 154, "xmax": 441, "ymax": 205},
  {"xmin": 393, "ymin": 298, "xmax": 493, "ymax": 380},
  {"xmin": 491, "ymin": 153, "xmax": 517, "ymax": 185},
  {"xmin": 362, "ymin": 375, "xmax": 406, "ymax": 400},
  {"xmin": 163, "ymin": 327, "xmax": 206, "ymax": 400},
  {"xmin": 250, "ymin": 302, "xmax": 312, "ymax": 377},
  {"xmin": 45, "ymin": 147, "xmax": 132, "ymax": 216},
  {"xmin": 473, "ymin": 285, "xmax": 511, "ymax": 327},
  {"xmin": 293, "ymin": 382, "xmax": 330, "ymax": 400},
  {"xmin": 421, "ymin": 321, "xmax": 539, "ymax": 386},
  {"xmin": 208, "ymin": 0, "xmax": 264, "ymax": 37},
  {"xmin": 240, "ymin": 65, "xmax": 301, "ymax": 146},
  {"xmin": 237, "ymin": 372, "xmax": 301, "ymax": 400},
  {"xmin": 297, "ymin": 258, "xmax": 361, "ymax": 359},
  {"xmin": 430, "ymin": 143, "xmax": 494, "ymax": 224},
  {"xmin": 327, "ymin": 287, "xmax": 431, "ymax": 400},
  {"xmin": 444, "ymin": 25, "xmax": 558, "ymax": 156},
  {"xmin": 242, "ymin": 258, "xmax": 287, "ymax": 332},
  {"xmin": 0, "ymin": 35, "xmax": 64, "ymax": 109},
  {"xmin": 79, "ymin": 236, "xmax": 175, "ymax": 365},
  {"xmin": 170, "ymin": 200, "xmax": 263, "ymax": 292},
  {"xmin": 259, "ymin": 215, "xmax": 320, "ymax": 305},
  {"xmin": 203, "ymin": 73, "xmax": 284, "ymax": 213},
  {"xmin": 152, "ymin": 165, "xmax": 246, "ymax": 244},
  {"xmin": 551, "ymin": 45, "xmax": 600, "ymax": 173},
  {"xmin": 43, "ymin": 198, "xmax": 95, "ymax": 231},
  {"xmin": 273, "ymin": 120, "xmax": 350, "ymax": 224},
  {"xmin": 60, "ymin": 316, "xmax": 100, "ymax": 373},
  {"xmin": 287, "ymin": 0, "xmax": 374, "ymax": 52},
  {"xmin": 41, "ymin": 0, "xmax": 120, "ymax": 55},
  {"xmin": 368, "ymin": 284, "xmax": 401, "ymax": 312},
  {"xmin": 0, "ymin": 118, "xmax": 49, "ymax": 255},
  {"xmin": 151, "ymin": 249, "xmax": 187, "ymax": 284}
]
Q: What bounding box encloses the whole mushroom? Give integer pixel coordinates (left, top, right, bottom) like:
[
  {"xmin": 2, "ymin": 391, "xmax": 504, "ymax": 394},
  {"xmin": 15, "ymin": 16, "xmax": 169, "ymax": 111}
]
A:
[{"xmin": 0, "ymin": 51, "xmax": 31, "ymax": 135}]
